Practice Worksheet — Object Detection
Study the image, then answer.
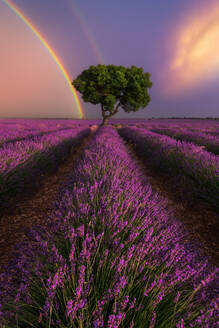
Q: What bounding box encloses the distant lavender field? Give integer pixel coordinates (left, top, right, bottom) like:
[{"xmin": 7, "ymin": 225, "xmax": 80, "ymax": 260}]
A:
[{"xmin": 0, "ymin": 119, "xmax": 218, "ymax": 328}]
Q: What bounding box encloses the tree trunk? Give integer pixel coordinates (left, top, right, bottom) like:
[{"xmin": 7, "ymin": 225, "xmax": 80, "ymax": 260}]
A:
[
  {"xmin": 101, "ymin": 117, "xmax": 109, "ymax": 126},
  {"xmin": 100, "ymin": 102, "xmax": 120, "ymax": 126}
]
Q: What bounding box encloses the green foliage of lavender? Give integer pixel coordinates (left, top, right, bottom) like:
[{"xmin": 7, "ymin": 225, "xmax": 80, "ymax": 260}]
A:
[
  {"xmin": 0, "ymin": 126, "xmax": 218, "ymax": 327},
  {"xmin": 118, "ymin": 127, "xmax": 219, "ymax": 210}
]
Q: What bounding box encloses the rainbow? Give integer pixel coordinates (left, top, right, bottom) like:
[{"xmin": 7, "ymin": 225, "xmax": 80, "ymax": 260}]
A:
[
  {"xmin": 66, "ymin": 0, "xmax": 104, "ymax": 65},
  {"xmin": 2, "ymin": 0, "xmax": 84, "ymax": 118}
]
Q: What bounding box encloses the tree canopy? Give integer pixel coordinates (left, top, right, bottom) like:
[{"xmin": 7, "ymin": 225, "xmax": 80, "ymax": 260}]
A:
[{"xmin": 72, "ymin": 64, "xmax": 152, "ymax": 125}]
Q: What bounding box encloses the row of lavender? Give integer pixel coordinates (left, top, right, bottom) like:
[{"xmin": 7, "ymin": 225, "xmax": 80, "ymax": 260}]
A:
[
  {"xmin": 0, "ymin": 126, "xmax": 218, "ymax": 327},
  {"xmin": 0, "ymin": 127, "xmax": 90, "ymax": 212},
  {"xmin": 0, "ymin": 127, "xmax": 76, "ymax": 147},
  {"xmin": 0, "ymin": 128, "xmax": 88, "ymax": 176},
  {"xmin": 119, "ymin": 121, "xmax": 219, "ymax": 137},
  {"xmin": 118, "ymin": 126, "xmax": 219, "ymax": 210},
  {"xmin": 148, "ymin": 127, "xmax": 219, "ymax": 155},
  {"xmin": 0, "ymin": 119, "xmax": 91, "ymax": 145}
]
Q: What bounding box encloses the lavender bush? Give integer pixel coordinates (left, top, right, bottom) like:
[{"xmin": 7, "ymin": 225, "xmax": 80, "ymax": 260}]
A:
[
  {"xmin": 0, "ymin": 128, "xmax": 90, "ymax": 210},
  {"xmin": 150, "ymin": 127, "xmax": 219, "ymax": 155},
  {"xmin": 0, "ymin": 127, "xmax": 79, "ymax": 148},
  {"xmin": 118, "ymin": 126, "xmax": 219, "ymax": 210},
  {"xmin": 0, "ymin": 119, "xmax": 83, "ymax": 145},
  {"xmin": 0, "ymin": 128, "xmax": 88, "ymax": 176},
  {"xmin": 0, "ymin": 126, "xmax": 218, "ymax": 327}
]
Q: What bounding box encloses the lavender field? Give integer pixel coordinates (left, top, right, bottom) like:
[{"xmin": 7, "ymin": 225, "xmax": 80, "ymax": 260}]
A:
[{"xmin": 0, "ymin": 119, "xmax": 218, "ymax": 328}]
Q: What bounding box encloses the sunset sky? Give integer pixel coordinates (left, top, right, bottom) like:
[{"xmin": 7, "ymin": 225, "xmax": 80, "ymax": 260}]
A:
[{"xmin": 0, "ymin": 0, "xmax": 219, "ymax": 119}]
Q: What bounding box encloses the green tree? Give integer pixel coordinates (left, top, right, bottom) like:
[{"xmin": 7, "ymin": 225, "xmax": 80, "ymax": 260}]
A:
[{"xmin": 72, "ymin": 64, "xmax": 152, "ymax": 126}]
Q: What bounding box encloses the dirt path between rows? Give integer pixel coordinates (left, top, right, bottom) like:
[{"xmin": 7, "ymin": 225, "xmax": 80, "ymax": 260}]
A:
[
  {"xmin": 121, "ymin": 137, "xmax": 219, "ymax": 267},
  {"xmin": 0, "ymin": 127, "xmax": 97, "ymax": 275}
]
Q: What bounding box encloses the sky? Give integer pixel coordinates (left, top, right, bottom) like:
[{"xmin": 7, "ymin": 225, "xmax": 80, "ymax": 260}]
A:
[{"xmin": 0, "ymin": 0, "xmax": 219, "ymax": 119}]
